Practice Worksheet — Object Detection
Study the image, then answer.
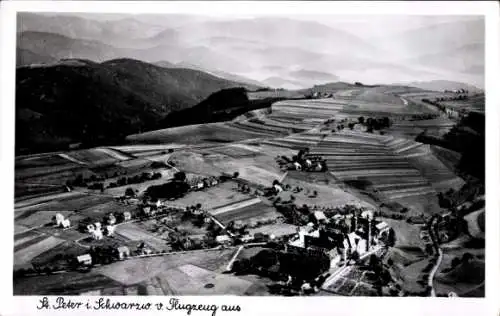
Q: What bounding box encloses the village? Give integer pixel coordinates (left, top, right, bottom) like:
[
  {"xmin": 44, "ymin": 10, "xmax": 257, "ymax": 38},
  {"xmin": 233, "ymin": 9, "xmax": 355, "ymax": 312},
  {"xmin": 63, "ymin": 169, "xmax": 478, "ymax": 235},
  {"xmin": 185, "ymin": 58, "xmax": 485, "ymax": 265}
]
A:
[
  {"xmin": 13, "ymin": 80, "xmax": 485, "ymax": 297},
  {"xmin": 13, "ymin": 151, "xmax": 400, "ymax": 296}
]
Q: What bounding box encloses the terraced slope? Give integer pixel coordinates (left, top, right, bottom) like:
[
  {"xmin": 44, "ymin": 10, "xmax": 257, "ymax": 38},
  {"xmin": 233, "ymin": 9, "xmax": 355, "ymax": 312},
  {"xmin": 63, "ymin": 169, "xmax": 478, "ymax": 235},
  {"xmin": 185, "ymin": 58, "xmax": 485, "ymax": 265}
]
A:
[{"xmin": 308, "ymin": 131, "xmax": 437, "ymax": 201}]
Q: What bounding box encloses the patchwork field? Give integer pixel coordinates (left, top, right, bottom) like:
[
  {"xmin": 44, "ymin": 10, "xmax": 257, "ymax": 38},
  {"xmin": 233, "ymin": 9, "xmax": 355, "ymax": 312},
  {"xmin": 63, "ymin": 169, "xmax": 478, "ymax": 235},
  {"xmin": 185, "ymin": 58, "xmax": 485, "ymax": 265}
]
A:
[
  {"xmin": 173, "ymin": 181, "xmax": 250, "ymax": 209},
  {"xmin": 14, "ymin": 84, "xmax": 480, "ymax": 296},
  {"xmin": 14, "ymin": 236, "xmax": 65, "ymax": 267},
  {"xmin": 212, "ymin": 199, "xmax": 281, "ymax": 225},
  {"xmin": 115, "ymin": 223, "xmax": 169, "ymax": 251},
  {"xmin": 97, "ymin": 249, "xmax": 237, "ymax": 285},
  {"xmin": 126, "ymin": 122, "xmax": 268, "ymax": 145},
  {"xmin": 157, "ymin": 264, "xmax": 254, "ymax": 295}
]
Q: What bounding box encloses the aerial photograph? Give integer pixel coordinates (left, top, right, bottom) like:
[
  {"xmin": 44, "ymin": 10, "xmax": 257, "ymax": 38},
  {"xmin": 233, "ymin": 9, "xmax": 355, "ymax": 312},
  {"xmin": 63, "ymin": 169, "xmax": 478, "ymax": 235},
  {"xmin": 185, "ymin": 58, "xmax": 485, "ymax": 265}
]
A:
[{"xmin": 14, "ymin": 12, "xmax": 485, "ymax": 297}]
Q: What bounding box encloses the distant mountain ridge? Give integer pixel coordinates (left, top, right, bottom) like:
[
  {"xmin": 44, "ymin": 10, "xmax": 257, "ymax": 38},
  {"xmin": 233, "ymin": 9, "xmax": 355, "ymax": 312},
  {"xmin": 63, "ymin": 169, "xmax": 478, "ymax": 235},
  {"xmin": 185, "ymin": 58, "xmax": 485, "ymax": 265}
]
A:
[
  {"xmin": 153, "ymin": 61, "xmax": 265, "ymax": 88},
  {"xmin": 17, "ymin": 13, "xmax": 484, "ymax": 88},
  {"xmin": 403, "ymin": 80, "xmax": 483, "ymax": 93},
  {"xmin": 15, "ymin": 58, "xmax": 256, "ymax": 154}
]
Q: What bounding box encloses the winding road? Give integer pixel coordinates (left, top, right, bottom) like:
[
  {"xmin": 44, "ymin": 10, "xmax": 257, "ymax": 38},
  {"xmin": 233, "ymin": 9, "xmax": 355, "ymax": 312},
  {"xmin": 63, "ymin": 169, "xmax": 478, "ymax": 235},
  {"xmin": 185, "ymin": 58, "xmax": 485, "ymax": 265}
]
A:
[{"xmin": 427, "ymin": 215, "xmax": 444, "ymax": 297}]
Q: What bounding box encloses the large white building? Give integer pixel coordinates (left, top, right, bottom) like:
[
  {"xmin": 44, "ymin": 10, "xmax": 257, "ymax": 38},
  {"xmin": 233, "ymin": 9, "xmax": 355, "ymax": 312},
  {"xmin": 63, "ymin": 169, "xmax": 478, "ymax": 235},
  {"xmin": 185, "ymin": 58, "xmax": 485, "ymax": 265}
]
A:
[
  {"xmin": 53, "ymin": 213, "xmax": 65, "ymax": 226},
  {"xmin": 92, "ymin": 229, "xmax": 103, "ymax": 240},
  {"xmin": 61, "ymin": 219, "xmax": 71, "ymax": 228},
  {"xmin": 76, "ymin": 254, "xmax": 92, "ymax": 265}
]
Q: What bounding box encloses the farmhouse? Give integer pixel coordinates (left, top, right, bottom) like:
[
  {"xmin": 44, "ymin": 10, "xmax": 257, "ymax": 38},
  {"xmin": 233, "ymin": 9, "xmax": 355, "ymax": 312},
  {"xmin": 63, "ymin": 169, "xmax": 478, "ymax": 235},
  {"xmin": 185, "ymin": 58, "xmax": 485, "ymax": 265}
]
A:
[
  {"xmin": 116, "ymin": 246, "xmax": 131, "ymax": 259},
  {"xmin": 76, "ymin": 254, "xmax": 92, "ymax": 266},
  {"xmin": 215, "ymin": 235, "xmax": 232, "ymax": 245},
  {"xmin": 105, "ymin": 225, "xmax": 116, "ymax": 236},
  {"xmin": 87, "ymin": 224, "xmax": 96, "ymax": 232},
  {"xmin": 61, "ymin": 218, "xmax": 71, "ymax": 228},
  {"xmin": 305, "ymin": 159, "xmax": 313, "ymax": 168},
  {"xmin": 92, "ymin": 229, "xmax": 103, "ymax": 240},
  {"xmin": 375, "ymin": 221, "xmax": 390, "ymax": 238},
  {"xmin": 53, "ymin": 213, "xmax": 65, "ymax": 226},
  {"xmin": 293, "ymin": 162, "xmax": 302, "ymax": 171},
  {"xmin": 140, "ymin": 247, "xmax": 153, "ymax": 255},
  {"xmin": 123, "ymin": 211, "xmax": 132, "ymax": 221},
  {"xmin": 313, "ymin": 211, "xmax": 328, "ymax": 224},
  {"xmin": 106, "ymin": 214, "xmax": 116, "ymax": 225},
  {"xmin": 273, "ymin": 184, "xmax": 284, "ymax": 193}
]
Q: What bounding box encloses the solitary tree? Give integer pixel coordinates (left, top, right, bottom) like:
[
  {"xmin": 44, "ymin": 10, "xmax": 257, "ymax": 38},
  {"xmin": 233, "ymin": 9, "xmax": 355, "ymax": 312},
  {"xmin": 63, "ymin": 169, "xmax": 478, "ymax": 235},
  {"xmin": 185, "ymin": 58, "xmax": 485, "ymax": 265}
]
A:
[
  {"xmin": 174, "ymin": 171, "xmax": 187, "ymax": 182},
  {"xmin": 125, "ymin": 187, "xmax": 135, "ymax": 197},
  {"xmin": 387, "ymin": 228, "xmax": 396, "ymax": 247}
]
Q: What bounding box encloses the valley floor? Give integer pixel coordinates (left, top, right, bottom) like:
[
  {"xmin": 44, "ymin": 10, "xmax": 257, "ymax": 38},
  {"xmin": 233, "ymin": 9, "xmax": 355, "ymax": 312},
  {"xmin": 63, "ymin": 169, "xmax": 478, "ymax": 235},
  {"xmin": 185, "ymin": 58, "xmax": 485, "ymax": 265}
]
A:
[{"xmin": 13, "ymin": 86, "xmax": 484, "ymax": 296}]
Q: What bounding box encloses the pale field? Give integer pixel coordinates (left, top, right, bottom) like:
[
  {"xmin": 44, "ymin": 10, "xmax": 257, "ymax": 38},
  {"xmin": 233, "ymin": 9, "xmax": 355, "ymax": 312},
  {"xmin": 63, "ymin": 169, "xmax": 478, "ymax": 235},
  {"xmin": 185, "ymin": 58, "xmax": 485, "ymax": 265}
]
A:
[
  {"xmin": 247, "ymin": 223, "xmax": 297, "ymax": 237},
  {"xmin": 65, "ymin": 148, "xmax": 119, "ymax": 165},
  {"xmin": 115, "ymin": 222, "xmax": 169, "ymax": 251},
  {"xmin": 222, "ymin": 163, "xmax": 283, "ymax": 187},
  {"xmin": 94, "ymin": 147, "xmax": 131, "ymax": 160},
  {"xmin": 14, "ymin": 230, "xmax": 44, "ymax": 247},
  {"xmin": 173, "ymin": 182, "xmax": 249, "ymax": 209},
  {"xmin": 14, "ymin": 224, "xmax": 31, "ymax": 235},
  {"xmin": 97, "ymin": 249, "xmax": 236, "ymax": 285},
  {"xmin": 126, "ymin": 122, "xmax": 266, "ymax": 145},
  {"xmin": 210, "ymin": 197, "xmax": 262, "ymax": 216},
  {"xmin": 169, "ymin": 151, "xmax": 225, "ymax": 177},
  {"xmin": 280, "ymin": 176, "xmax": 373, "ymax": 209},
  {"xmin": 14, "ymin": 236, "xmax": 65, "ymax": 267},
  {"xmin": 114, "ymin": 158, "xmax": 151, "ymax": 169},
  {"xmin": 15, "ymin": 191, "xmax": 84, "ymax": 209},
  {"xmin": 157, "ymin": 264, "xmax": 253, "ymax": 295}
]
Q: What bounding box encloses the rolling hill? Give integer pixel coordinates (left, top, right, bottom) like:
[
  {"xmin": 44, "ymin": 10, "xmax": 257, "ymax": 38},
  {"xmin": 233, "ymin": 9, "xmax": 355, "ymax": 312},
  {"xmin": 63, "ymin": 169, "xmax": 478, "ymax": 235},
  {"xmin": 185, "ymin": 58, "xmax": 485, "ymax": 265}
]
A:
[
  {"xmin": 15, "ymin": 58, "xmax": 256, "ymax": 154},
  {"xmin": 17, "ymin": 31, "xmax": 124, "ymax": 62},
  {"xmin": 17, "ymin": 12, "xmax": 168, "ymax": 48},
  {"xmin": 404, "ymin": 43, "xmax": 484, "ymax": 75},
  {"xmin": 404, "ymin": 80, "xmax": 483, "ymax": 93},
  {"xmin": 153, "ymin": 61, "xmax": 265, "ymax": 88},
  {"xmin": 262, "ymin": 77, "xmax": 303, "ymax": 90},
  {"xmin": 16, "ymin": 48, "xmax": 56, "ymax": 66}
]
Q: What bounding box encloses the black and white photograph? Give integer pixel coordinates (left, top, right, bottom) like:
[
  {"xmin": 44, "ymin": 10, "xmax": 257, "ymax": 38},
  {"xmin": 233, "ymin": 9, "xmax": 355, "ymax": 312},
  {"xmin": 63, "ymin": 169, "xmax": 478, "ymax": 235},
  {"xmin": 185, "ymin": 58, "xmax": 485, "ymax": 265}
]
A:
[{"xmin": 7, "ymin": 3, "xmax": 492, "ymax": 301}]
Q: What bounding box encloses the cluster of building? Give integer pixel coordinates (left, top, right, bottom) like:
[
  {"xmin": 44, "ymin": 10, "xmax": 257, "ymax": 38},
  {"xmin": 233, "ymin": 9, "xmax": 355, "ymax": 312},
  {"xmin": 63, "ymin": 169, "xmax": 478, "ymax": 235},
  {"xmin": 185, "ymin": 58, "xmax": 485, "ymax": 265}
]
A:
[
  {"xmin": 311, "ymin": 92, "xmax": 333, "ymax": 99},
  {"xmin": 85, "ymin": 213, "xmax": 121, "ymax": 240},
  {"xmin": 75, "ymin": 243, "xmax": 155, "ymax": 267},
  {"xmin": 275, "ymin": 149, "xmax": 327, "ymax": 173},
  {"xmin": 289, "ymin": 156, "xmax": 327, "ymax": 172},
  {"xmin": 443, "ymin": 89, "xmax": 469, "ymax": 94},
  {"xmin": 52, "ymin": 213, "xmax": 71, "ymax": 229},
  {"xmin": 285, "ymin": 210, "xmax": 390, "ymax": 268},
  {"xmin": 187, "ymin": 176, "xmax": 220, "ymax": 191}
]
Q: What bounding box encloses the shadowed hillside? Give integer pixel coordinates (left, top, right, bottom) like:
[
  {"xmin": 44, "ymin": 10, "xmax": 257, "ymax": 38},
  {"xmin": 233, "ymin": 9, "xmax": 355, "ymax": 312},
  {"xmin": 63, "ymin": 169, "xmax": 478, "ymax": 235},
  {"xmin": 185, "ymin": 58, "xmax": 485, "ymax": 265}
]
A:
[
  {"xmin": 15, "ymin": 58, "xmax": 255, "ymax": 154},
  {"xmin": 160, "ymin": 87, "xmax": 282, "ymax": 128}
]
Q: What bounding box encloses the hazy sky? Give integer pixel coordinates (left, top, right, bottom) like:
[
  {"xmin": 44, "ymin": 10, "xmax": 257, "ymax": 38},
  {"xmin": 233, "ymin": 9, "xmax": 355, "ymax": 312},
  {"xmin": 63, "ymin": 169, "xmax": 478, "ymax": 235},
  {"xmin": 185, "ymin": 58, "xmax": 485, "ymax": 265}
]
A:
[{"xmin": 28, "ymin": 12, "xmax": 484, "ymax": 88}]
